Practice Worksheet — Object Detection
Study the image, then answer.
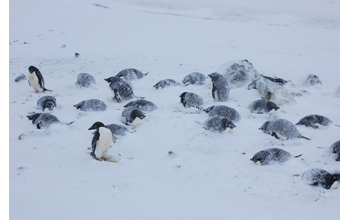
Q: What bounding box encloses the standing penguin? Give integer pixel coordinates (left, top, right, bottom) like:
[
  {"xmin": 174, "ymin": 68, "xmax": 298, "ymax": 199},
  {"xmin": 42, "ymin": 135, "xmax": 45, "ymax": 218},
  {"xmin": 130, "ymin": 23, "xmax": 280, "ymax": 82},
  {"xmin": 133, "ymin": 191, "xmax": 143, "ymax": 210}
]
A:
[
  {"xmin": 208, "ymin": 72, "xmax": 230, "ymax": 102},
  {"xmin": 88, "ymin": 122, "xmax": 116, "ymax": 161},
  {"xmin": 27, "ymin": 66, "xmax": 51, "ymax": 92}
]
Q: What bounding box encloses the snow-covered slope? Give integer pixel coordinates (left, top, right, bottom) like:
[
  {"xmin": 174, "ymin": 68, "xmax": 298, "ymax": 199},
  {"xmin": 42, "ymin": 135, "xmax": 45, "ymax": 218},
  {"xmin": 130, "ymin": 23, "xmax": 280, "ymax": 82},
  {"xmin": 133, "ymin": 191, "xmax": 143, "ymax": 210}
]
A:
[{"xmin": 9, "ymin": 0, "xmax": 340, "ymax": 219}]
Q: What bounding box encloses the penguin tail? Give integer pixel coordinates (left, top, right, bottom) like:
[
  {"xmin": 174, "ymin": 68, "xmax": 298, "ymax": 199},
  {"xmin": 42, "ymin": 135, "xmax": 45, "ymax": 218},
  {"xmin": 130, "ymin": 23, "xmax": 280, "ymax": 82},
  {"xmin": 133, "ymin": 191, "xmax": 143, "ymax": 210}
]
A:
[
  {"xmin": 195, "ymin": 121, "xmax": 207, "ymax": 129},
  {"xmin": 128, "ymin": 126, "xmax": 137, "ymax": 133},
  {"xmin": 294, "ymin": 154, "xmax": 303, "ymax": 158},
  {"xmin": 195, "ymin": 106, "xmax": 204, "ymax": 111},
  {"xmin": 135, "ymin": 96, "xmax": 145, "ymax": 100},
  {"xmin": 301, "ymin": 136, "xmax": 311, "ymax": 140},
  {"xmin": 43, "ymin": 88, "xmax": 53, "ymax": 92},
  {"xmin": 195, "ymin": 121, "xmax": 202, "ymax": 126},
  {"xmin": 144, "ymin": 71, "xmax": 149, "ymax": 76},
  {"xmin": 66, "ymin": 121, "xmax": 75, "ymax": 126}
]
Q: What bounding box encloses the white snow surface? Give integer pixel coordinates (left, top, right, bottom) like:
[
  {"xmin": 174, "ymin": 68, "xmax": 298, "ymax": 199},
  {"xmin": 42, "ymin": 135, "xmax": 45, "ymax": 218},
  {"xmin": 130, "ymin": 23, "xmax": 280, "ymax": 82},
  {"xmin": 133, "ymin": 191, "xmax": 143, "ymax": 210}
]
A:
[{"xmin": 9, "ymin": 0, "xmax": 342, "ymax": 219}]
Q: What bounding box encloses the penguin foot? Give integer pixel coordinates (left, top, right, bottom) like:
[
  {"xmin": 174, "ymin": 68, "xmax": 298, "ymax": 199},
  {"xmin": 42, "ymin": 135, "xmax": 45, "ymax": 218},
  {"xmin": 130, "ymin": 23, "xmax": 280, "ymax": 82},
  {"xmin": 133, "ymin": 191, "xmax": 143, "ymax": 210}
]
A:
[{"xmin": 99, "ymin": 156, "xmax": 108, "ymax": 161}]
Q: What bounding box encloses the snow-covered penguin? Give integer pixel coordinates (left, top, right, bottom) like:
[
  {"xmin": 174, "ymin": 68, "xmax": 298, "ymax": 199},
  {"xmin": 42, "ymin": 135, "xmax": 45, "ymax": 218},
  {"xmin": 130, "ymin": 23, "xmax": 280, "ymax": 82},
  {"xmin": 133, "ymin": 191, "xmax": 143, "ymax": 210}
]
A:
[
  {"xmin": 124, "ymin": 99, "xmax": 157, "ymax": 111},
  {"xmin": 73, "ymin": 99, "xmax": 107, "ymax": 111},
  {"xmin": 105, "ymin": 76, "xmax": 143, "ymax": 103},
  {"xmin": 105, "ymin": 124, "xmax": 136, "ymax": 138},
  {"xmin": 203, "ymin": 105, "xmax": 241, "ymax": 122},
  {"xmin": 179, "ymin": 92, "xmax": 204, "ymax": 109},
  {"xmin": 182, "ymin": 72, "xmax": 206, "ymax": 85},
  {"xmin": 88, "ymin": 122, "xmax": 116, "ymax": 161},
  {"xmin": 304, "ymin": 74, "xmax": 322, "ymax": 86},
  {"xmin": 27, "ymin": 66, "xmax": 51, "ymax": 92},
  {"xmin": 153, "ymin": 79, "xmax": 181, "ymax": 89},
  {"xmin": 208, "ymin": 72, "xmax": 230, "ymax": 102},
  {"xmin": 37, "ymin": 96, "xmax": 56, "ymax": 113},
  {"xmin": 295, "ymin": 114, "xmax": 339, "ymax": 129},
  {"xmin": 259, "ymin": 119, "xmax": 310, "ymax": 140},
  {"xmin": 121, "ymin": 106, "xmax": 146, "ymax": 126},
  {"xmin": 116, "ymin": 68, "xmax": 148, "ymax": 81},
  {"xmin": 27, "ymin": 113, "xmax": 74, "ymax": 129},
  {"xmin": 329, "ymin": 140, "xmax": 340, "ymax": 161},
  {"xmin": 248, "ymin": 99, "xmax": 279, "ymax": 114},
  {"xmin": 197, "ymin": 116, "xmax": 236, "ymax": 133},
  {"xmin": 301, "ymin": 168, "xmax": 340, "ymax": 189},
  {"xmin": 76, "ymin": 73, "xmax": 95, "ymax": 88},
  {"xmin": 250, "ymin": 148, "xmax": 302, "ymax": 165}
]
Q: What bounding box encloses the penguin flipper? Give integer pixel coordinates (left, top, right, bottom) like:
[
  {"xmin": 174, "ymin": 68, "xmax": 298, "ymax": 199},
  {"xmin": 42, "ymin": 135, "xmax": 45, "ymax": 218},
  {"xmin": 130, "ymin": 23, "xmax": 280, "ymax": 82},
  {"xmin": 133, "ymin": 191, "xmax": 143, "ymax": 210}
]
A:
[
  {"xmin": 35, "ymin": 71, "xmax": 45, "ymax": 89},
  {"xmin": 91, "ymin": 131, "xmax": 100, "ymax": 155}
]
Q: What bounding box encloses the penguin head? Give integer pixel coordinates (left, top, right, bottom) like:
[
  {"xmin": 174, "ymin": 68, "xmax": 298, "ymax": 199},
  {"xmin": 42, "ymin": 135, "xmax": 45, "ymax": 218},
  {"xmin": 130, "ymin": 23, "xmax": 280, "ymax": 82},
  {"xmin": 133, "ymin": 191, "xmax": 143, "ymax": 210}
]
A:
[
  {"xmin": 43, "ymin": 100, "xmax": 56, "ymax": 112},
  {"xmin": 266, "ymin": 101, "xmax": 279, "ymax": 111},
  {"xmin": 247, "ymin": 80, "xmax": 257, "ymax": 90},
  {"xmin": 88, "ymin": 121, "xmax": 106, "ymax": 130},
  {"xmin": 123, "ymin": 101, "xmax": 134, "ymax": 108},
  {"xmin": 131, "ymin": 109, "xmax": 146, "ymax": 120},
  {"xmin": 323, "ymin": 173, "xmax": 340, "ymax": 189},
  {"xmin": 27, "ymin": 113, "xmax": 41, "ymax": 123},
  {"xmin": 104, "ymin": 76, "xmax": 117, "ymax": 83},
  {"xmin": 250, "ymin": 150, "xmax": 267, "ymax": 165},
  {"xmin": 250, "ymin": 155, "xmax": 262, "ymax": 165},
  {"xmin": 179, "ymin": 92, "xmax": 188, "ymax": 107},
  {"xmin": 202, "ymin": 106, "xmax": 215, "ymax": 113},
  {"xmin": 221, "ymin": 118, "xmax": 236, "ymax": 130},
  {"xmin": 182, "ymin": 75, "xmax": 193, "ymax": 85},
  {"xmin": 259, "ymin": 121, "xmax": 270, "ymax": 132},
  {"xmin": 28, "ymin": 66, "xmax": 38, "ymax": 73},
  {"xmin": 73, "ymin": 101, "xmax": 86, "ymax": 110},
  {"xmin": 208, "ymin": 72, "xmax": 221, "ymax": 81}
]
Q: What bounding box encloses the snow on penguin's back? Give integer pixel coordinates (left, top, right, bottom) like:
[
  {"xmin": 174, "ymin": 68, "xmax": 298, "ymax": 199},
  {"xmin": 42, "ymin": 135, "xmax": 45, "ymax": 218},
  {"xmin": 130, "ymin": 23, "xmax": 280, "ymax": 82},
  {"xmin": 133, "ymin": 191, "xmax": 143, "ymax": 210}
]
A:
[{"xmin": 216, "ymin": 59, "xmax": 260, "ymax": 88}]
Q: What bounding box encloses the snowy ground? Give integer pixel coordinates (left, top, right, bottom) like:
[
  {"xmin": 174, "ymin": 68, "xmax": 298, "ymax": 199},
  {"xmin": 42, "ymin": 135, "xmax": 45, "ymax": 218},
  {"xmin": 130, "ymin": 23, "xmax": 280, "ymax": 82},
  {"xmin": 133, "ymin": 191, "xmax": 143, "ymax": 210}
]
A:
[{"xmin": 9, "ymin": 0, "xmax": 342, "ymax": 219}]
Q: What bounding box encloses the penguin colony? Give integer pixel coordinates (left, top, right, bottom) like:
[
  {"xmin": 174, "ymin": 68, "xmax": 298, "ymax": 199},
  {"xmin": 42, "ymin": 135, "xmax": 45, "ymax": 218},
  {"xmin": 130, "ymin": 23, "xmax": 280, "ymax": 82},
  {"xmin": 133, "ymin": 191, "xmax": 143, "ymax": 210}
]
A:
[{"xmin": 21, "ymin": 61, "xmax": 339, "ymax": 189}]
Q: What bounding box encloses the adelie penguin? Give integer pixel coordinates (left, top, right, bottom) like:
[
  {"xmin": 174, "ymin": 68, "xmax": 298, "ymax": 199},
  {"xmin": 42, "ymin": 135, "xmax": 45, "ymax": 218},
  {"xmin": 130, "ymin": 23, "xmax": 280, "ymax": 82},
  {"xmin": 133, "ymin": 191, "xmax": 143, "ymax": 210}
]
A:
[
  {"xmin": 300, "ymin": 168, "xmax": 340, "ymax": 189},
  {"xmin": 259, "ymin": 118, "xmax": 310, "ymax": 141},
  {"xmin": 27, "ymin": 113, "xmax": 74, "ymax": 129},
  {"xmin": 37, "ymin": 96, "xmax": 57, "ymax": 113},
  {"xmin": 116, "ymin": 68, "xmax": 148, "ymax": 81},
  {"xmin": 248, "ymin": 99, "xmax": 279, "ymax": 114},
  {"xmin": 28, "ymin": 66, "xmax": 52, "ymax": 92},
  {"xmin": 121, "ymin": 106, "xmax": 146, "ymax": 126},
  {"xmin": 179, "ymin": 92, "xmax": 204, "ymax": 110},
  {"xmin": 88, "ymin": 122, "xmax": 117, "ymax": 161},
  {"xmin": 250, "ymin": 148, "xmax": 302, "ymax": 165},
  {"xmin": 196, "ymin": 116, "xmax": 236, "ymax": 133},
  {"xmin": 203, "ymin": 105, "xmax": 241, "ymax": 122},
  {"xmin": 295, "ymin": 114, "xmax": 340, "ymax": 129},
  {"xmin": 208, "ymin": 72, "xmax": 230, "ymax": 102}
]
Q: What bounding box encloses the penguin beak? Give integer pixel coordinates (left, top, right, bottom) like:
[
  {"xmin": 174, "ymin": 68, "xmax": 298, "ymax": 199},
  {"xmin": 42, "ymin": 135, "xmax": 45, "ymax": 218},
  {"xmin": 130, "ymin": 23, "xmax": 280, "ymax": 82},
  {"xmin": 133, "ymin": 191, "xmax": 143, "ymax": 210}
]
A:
[{"xmin": 88, "ymin": 126, "xmax": 94, "ymax": 130}]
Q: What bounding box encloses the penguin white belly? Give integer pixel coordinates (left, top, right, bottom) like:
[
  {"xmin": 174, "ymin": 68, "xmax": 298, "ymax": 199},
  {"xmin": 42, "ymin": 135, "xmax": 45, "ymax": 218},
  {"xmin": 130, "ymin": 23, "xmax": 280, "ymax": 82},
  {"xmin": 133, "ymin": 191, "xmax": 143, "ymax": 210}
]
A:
[
  {"xmin": 94, "ymin": 127, "xmax": 112, "ymax": 158},
  {"xmin": 221, "ymin": 127, "xmax": 232, "ymax": 134},
  {"xmin": 269, "ymin": 109, "xmax": 276, "ymax": 114},
  {"xmin": 28, "ymin": 73, "xmax": 43, "ymax": 92},
  {"xmin": 315, "ymin": 123, "xmax": 327, "ymax": 129},
  {"xmin": 128, "ymin": 117, "xmax": 144, "ymax": 126},
  {"xmin": 275, "ymin": 132, "xmax": 288, "ymax": 141},
  {"xmin": 44, "ymin": 107, "xmax": 56, "ymax": 113},
  {"xmin": 214, "ymin": 90, "xmax": 219, "ymax": 101}
]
